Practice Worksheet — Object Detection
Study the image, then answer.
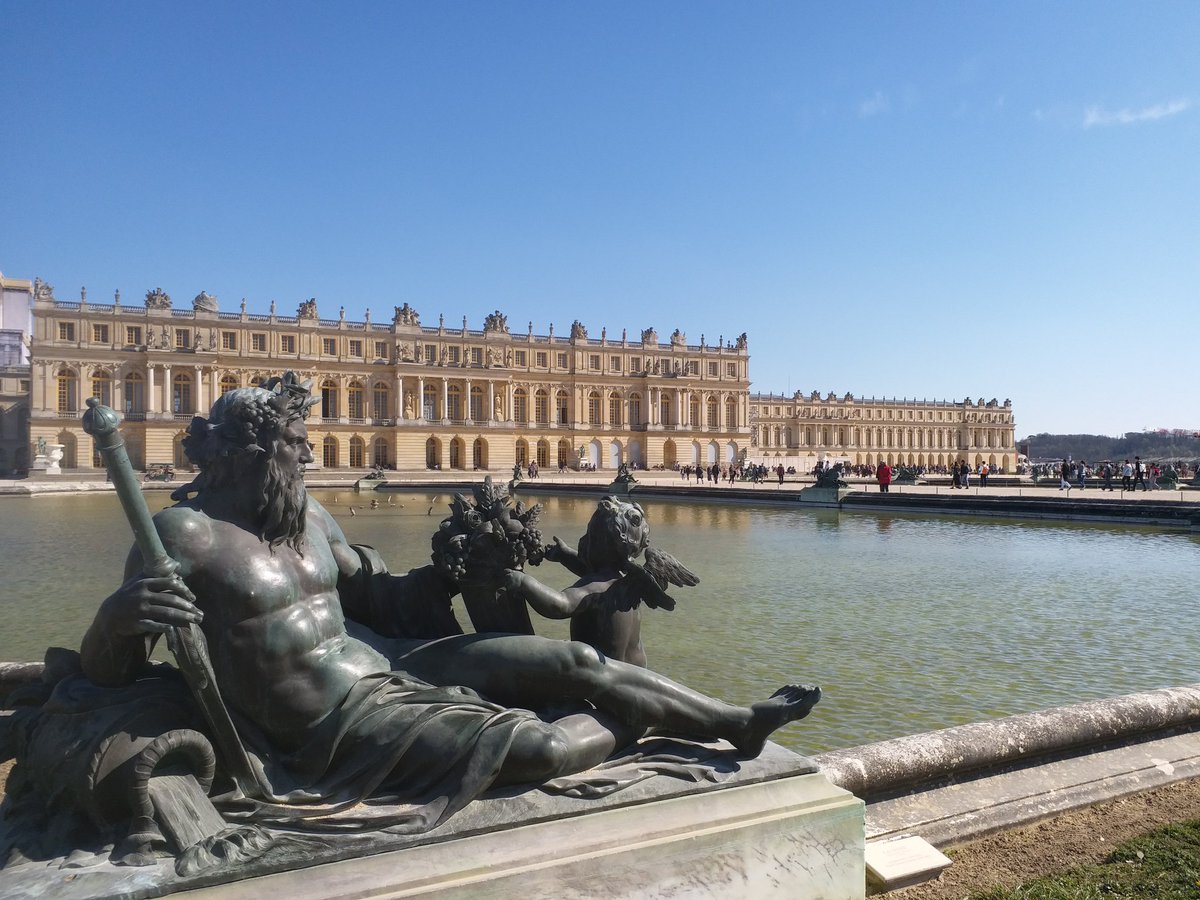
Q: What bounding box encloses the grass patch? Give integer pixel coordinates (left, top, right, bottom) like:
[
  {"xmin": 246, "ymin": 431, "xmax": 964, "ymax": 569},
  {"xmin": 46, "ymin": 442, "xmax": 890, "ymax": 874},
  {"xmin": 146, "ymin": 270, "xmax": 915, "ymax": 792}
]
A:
[{"xmin": 973, "ymin": 819, "xmax": 1200, "ymax": 899}]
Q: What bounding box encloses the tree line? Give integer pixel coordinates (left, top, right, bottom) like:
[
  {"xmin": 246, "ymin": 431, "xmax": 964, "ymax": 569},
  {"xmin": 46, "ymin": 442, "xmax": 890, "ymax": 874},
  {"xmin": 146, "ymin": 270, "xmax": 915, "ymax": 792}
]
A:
[{"xmin": 1021, "ymin": 431, "xmax": 1200, "ymax": 463}]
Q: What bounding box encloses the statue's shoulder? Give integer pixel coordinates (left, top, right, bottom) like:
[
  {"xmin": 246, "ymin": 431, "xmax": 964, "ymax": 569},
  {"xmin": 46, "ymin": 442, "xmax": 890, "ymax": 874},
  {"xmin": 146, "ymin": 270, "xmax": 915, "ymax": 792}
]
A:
[{"xmin": 152, "ymin": 503, "xmax": 217, "ymax": 556}]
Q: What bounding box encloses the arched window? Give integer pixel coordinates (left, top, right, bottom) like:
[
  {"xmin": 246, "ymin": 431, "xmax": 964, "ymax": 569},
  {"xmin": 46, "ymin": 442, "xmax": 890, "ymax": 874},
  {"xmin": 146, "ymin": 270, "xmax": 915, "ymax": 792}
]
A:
[
  {"xmin": 91, "ymin": 370, "xmax": 112, "ymax": 407},
  {"xmin": 706, "ymin": 397, "xmax": 718, "ymax": 428},
  {"xmin": 220, "ymin": 374, "xmax": 238, "ymax": 396},
  {"xmin": 556, "ymin": 390, "xmax": 569, "ymax": 425},
  {"xmin": 124, "ymin": 372, "xmax": 145, "ymax": 414},
  {"xmin": 372, "ymin": 437, "xmax": 389, "ymax": 467},
  {"xmin": 322, "ymin": 435, "xmax": 338, "ymax": 468},
  {"xmin": 349, "ymin": 436, "xmax": 365, "ymax": 467},
  {"xmin": 470, "ymin": 386, "xmax": 485, "ymax": 422},
  {"xmin": 536, "ymin": 439, "xmax": 550, "ymax": 467},
  {"xmin": 725, "ymin": 399, "xmax": 737, "ymax": 430},
  {"xmin": 172, "ymin": 373, "xmax": 192, "ymax": 415},
  {"xmin": 689, "ymin": 395, "xmax": 700, "ymax": 428},
  {"xmin": 660, "ymin": 394, "xmax": 672, "ymax": 427},
  {"xmin": 372, "ymin": 382, "xmax": 390, "ymax": 420},
  {"xmin": 321, "ymin": 379, "xmax": 339, "ymax": 419},
  {"xmin": 56, "ymin": 368, "xmax": 78, "ymax": 414},
  {"xmin": 535, "ymin": 389, "xmax": 549, "ymax": 425},
  {"xmin": 347, "ymin": 381, "xmax": 365, "ymax": 420},
  {"xmin": 513, "ymin": 388, "xmax": 528, "ymax": 424},
  {"xmin": 422, "ymin": 385, "xmax": 437, "ymax": 420},
  {"xmin": 447, "ymin": 385, "xmax": 463, "ymax": 422},
  {"xmin": 515, "ymin": 439, "xmax": 529, "ymax": 465},
  {"xmin": 588, "ymin": 391, "xmax": 601, "ymax": 425},
  {"xmin": 608, "ymin": 392, "xmax": 622, "ymax": 427},
  {"xmin": 629, "ymin": 393, "xmax": 642, "ymax": 426}
]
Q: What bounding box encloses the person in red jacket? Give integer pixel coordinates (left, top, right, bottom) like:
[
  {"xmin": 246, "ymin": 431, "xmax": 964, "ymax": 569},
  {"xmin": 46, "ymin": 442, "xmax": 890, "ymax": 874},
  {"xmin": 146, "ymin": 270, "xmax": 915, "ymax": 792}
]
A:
[{"xmin": 876, "ymin": 460, "xmax": 892, "ymax": 493}]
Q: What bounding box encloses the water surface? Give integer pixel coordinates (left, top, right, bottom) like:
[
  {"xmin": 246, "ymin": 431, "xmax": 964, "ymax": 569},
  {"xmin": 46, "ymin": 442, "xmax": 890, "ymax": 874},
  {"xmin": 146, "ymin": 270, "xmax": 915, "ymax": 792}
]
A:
[{"xmin": 1, "ymin": 489, "xmax": 1196, "ymax": 754}]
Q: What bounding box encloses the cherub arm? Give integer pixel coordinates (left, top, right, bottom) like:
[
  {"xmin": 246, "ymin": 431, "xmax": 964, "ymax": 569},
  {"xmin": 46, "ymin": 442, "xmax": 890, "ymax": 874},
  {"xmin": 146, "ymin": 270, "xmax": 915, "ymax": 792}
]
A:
[
  {"xmin": 542, "ymin": 536, "xmax": 590, "ymax": 578},
  {"xmin": 501, "ymin": 569, "xmax": 597, "ymax": 620}
]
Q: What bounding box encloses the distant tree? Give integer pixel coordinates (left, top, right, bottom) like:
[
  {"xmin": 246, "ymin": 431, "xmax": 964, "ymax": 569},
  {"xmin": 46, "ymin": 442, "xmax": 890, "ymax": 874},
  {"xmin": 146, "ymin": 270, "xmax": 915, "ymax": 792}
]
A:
[{"xmin": 1022, "ymin": 432, "xmax": 1200, "ymax": 464}]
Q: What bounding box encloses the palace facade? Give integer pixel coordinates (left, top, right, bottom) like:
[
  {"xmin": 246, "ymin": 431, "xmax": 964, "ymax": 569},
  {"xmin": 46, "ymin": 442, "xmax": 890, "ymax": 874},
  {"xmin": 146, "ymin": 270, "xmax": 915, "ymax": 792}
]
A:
[
  {"xmin": 748, "ymin": 391, "xmax": 1018, "ymax": 473},
  {"xmin": 0, "ymin": 274, "xmax": 33, "ymax": 475},
  {"xmin": 27, "ymin": 285, "xmax": 752, "ymax": 473}
]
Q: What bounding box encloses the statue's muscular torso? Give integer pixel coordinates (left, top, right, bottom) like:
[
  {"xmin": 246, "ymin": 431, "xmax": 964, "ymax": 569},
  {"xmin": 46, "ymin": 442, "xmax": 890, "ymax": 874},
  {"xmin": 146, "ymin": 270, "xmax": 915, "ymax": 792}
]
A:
[{"xmin": 155, "ymin": 498, "xmax": 390, "ymax": 750}]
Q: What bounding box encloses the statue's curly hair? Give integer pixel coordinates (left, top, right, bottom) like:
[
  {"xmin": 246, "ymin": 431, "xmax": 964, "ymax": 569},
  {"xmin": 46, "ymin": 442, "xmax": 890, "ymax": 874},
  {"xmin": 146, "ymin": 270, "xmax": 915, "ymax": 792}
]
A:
[
  {"xmin": 172, "ymin": 372, "xmax": 318, "ymax": 499},
  {"xmin": 578, "ymin": 495, "xmax": 650, "ymax": 570}
]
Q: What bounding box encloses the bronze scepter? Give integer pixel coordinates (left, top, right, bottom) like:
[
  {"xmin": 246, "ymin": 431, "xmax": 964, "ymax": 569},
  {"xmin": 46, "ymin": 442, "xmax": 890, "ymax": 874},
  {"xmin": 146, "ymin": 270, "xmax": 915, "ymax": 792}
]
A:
[{"xmin": 81, "ymin": 398, "xmax": 261, "ymax": 796}]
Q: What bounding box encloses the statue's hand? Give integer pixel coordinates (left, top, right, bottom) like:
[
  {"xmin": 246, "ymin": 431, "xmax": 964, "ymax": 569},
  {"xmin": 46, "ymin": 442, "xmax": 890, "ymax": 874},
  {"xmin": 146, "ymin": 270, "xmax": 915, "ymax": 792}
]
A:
[
  {"xmin": 101, "ymin": 573, "xmax": 203, "ymax": 637},
  {"xmin": 543, "ymin": 536, "xmax": 569, "ymax": 563}
]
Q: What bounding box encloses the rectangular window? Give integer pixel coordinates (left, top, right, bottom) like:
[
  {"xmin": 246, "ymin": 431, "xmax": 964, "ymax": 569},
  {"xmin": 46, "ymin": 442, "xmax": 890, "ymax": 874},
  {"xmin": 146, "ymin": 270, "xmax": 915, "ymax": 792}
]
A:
[
  {"xmin": 349, "ymin": 339, "xmax": 363, "ymax": 357},
  {"xmin": 126, "ymin": 326, "xmax": 142, "ymax": 345},
  {"xmin": 471, "ymin": 347, "xmax": 483, "ymax": 366},
  {"xmin": 727, "ymin": 362, "xmax": 736, "ymax": 377},
  {"xmin": 221, "ymin": 331, "xmax": 237, "ymax": 350},
  {"xmin": 448, "ymin": 346, "xmax": 461, "ymax": 365},
  {"xmin": 631, "ymin": 358, "xmax": 641, "ymax": 372},
  {"xmin": 376, "ymin": 341, "xmax": 389, "ymax": 359},
  {"xmin": 252, "ymin": 333, "xmax": 267, "ymax": 352},
  {"xmin": 557, "ymin": 352, "xmax": 568, "ymax": 368},
  {"xmin": 20, "ymin": 379, "xmax": 30, "ymax": 392},
  {"xmin": 610, "ymin": 355, "xmax": 620, "ymax": 371},
  {"xmin": 424, "ymin": 344, "xmax": 436, "ymax": 362},
  {"xmin": 58, "ymin": 322, "xmax": 75, "ymax": 341},
  {"xmin": 514, "ymin": 350, "xmax": 527, "ymax": 367},
  {"xmin": 92, "ymin": 324, "xmax": 109, "ymax": 343},
  {"xmin": 280, "ymin": 334, "xmax": 296, "ymax": 354},
  {"xmin": 175, "ymin": 329, "xmax": 190, "ymax": 349},
  {"xmin": 708, "ymin": 362, "xmax": 718, "ymax": 377},
  {"xmin": 589, "ymin": 354, "xmax": 600, "ymax": 370},
  {"xmin": 323, "ymin": 338, "xmax": 337, "ymax": 355},
  {"xmin": 535, "ymin": 351, "xmax": 547, "ymax": 368}
]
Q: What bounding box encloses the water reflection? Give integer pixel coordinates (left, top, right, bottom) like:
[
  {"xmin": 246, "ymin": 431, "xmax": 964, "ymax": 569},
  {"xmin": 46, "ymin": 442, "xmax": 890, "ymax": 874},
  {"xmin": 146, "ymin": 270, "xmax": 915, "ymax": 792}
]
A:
[{"xmin": 1, "ymin": 490, "xmax": 1197, "ymax": 754}]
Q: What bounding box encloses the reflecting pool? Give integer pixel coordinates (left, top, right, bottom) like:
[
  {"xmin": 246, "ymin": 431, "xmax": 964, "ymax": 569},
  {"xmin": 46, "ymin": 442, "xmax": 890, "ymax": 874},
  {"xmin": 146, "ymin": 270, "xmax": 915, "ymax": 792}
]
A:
[{"xmin": 1, "ymin": 489, "xmax": 1197, "ymax": 754}]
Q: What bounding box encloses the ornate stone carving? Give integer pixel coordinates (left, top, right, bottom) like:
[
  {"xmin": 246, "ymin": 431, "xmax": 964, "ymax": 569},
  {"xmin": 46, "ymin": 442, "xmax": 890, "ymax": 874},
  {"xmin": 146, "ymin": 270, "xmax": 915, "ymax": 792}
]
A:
[
  {"xmin": 641, "ymin": 327, "xmax": 657, "ymax": 345},
  {"xmin": 34, "ymin": 277, "xmax": 55, "ymax": 302},
  {"xmin": 570, "ymin": 320, "xmax": 588, "ymax": 341},
  {"xmin": 193, "ymin": 292, "xmax": 219, "ymax": 313},
  {"xmin": 670, "ymin": 329, "xmax": 686, "ymax": 347},
  {"xmin": 735, "ymin": 332, "xmax": 748, "ymax": 350},
  {"xmin": 392, "ymin": 303, "xmax": 420, "ymax": 327},
  {"xmin": 483, "ymin": 310, "xmax": 509, "ymax": 334},
  {"xmin": 297, "ymin": 299, "xmax": 318, "ymax": 320},
  {"xmin": 145, "ymin": 288, "xmax": 172, "ymax": 310}
]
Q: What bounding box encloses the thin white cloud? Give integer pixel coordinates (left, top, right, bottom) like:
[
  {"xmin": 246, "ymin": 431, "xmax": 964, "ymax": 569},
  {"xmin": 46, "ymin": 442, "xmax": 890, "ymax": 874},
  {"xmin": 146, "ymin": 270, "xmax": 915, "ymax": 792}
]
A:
[
  {"xmin": 1083, "ymin": 98, "xmax": 1191, "ymax": 128},
  {"xmin": 859, "ymin": 91, "xmax": 889, "ymax": 118}
]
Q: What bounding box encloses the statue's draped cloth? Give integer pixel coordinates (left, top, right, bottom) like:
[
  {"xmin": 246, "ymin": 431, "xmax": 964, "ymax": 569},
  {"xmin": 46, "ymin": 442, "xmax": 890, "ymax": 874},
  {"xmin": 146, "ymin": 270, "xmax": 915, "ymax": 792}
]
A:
[{"xmin": 221, "ymin": 673, "xmax": 535, "ymax": 833}]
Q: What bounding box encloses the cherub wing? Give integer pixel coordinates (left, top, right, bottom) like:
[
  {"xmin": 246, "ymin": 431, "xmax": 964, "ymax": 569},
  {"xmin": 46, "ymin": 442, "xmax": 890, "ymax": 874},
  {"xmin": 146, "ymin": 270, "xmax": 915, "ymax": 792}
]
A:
[{"xmin": 643, "ymin": 546, "xmax": 699, "ymax": 590}]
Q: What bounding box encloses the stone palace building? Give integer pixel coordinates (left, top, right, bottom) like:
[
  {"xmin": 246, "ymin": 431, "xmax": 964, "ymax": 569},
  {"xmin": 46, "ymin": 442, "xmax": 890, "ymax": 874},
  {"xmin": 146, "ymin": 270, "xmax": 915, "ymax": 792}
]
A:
[
  {"xmin": 748, "ymin": 391, "xmax": 1017, "ymax": 473},
  {"xmin": 23, "ymin": 279, "xmax": 1017, "ymax": 475},
  {"xmin": 27, "ymin": 284, "xmax": 753, "ymax": 473}
]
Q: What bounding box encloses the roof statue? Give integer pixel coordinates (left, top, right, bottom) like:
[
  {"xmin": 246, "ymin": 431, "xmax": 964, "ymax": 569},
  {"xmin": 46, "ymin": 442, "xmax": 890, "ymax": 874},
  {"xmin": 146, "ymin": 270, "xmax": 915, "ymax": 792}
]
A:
[
  {"xmin": 145, "ymin": 287, "xmax": 172, "ymax": 310},
  {"xmin": 570, "ymin": 320, "xmax": 588, "ymax": 341},
  {"xmin": 483, "ymin": 310, "xmax": 508, "ymax": 334},
  {"xmin": 297, "ymin": 298, "xmax": 318, "ymax": 319},
  {"xmin": 193, "ymin": 291, "xmax": 219, "ymax": 313},
  {"xmin": 393, "ymin": 303, "xmax": 420, "ymax": 327}
]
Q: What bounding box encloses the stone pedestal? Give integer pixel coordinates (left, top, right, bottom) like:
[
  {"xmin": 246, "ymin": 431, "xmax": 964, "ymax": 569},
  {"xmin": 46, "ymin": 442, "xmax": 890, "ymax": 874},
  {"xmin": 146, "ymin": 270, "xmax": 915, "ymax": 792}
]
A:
[
  {"xmin": 31, "ymin": 445, "xmax": 65, "ymax": 475},
  {"xmin": 1, "ymin": 742, "xmax": 865, "ymax": 900},
  {"xmin": 798, "ymin": 485, "xmax": 851, "ymax": 504}
]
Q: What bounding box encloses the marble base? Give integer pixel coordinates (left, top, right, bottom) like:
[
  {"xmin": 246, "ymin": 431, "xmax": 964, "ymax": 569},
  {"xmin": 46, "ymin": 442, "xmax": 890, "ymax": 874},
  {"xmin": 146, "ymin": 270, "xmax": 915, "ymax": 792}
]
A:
[
  {"xmin": 798, "ymin": 486, "xmax": 852, "ymax": 504},
  {"xmin": 1, "ymin": 742, "xmax": 865, "ymax": 900}
]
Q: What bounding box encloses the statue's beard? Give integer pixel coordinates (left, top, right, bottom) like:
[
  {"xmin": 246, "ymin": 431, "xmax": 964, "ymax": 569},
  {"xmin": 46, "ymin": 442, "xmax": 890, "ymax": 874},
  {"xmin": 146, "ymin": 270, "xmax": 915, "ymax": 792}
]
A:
[{"xmin": 257, "ymin": 457, "xmax": 308, "ymax": 552}]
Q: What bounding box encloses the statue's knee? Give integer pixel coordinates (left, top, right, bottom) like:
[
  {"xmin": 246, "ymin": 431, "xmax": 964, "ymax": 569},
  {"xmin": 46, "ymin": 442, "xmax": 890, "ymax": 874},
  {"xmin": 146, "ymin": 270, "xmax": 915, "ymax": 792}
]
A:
[{"xmin": 512, "ymin": 722, "xmax": 571, "ymax": 778}]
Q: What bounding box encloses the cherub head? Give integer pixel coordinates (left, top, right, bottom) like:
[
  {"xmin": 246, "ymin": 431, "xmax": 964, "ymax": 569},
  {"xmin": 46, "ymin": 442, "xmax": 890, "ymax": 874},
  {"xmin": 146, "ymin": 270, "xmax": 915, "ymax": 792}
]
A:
[{"xmin": 579, "ymin": 496, "xmax": 650, "ymax": 570}]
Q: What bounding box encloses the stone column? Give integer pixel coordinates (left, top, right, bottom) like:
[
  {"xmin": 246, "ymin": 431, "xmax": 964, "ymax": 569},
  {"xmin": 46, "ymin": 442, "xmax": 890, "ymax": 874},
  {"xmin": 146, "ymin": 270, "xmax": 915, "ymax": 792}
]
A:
[
  {"xmin": 147, "ymin": 366, "xmax": 158, "ymax": 414},
  {"xmin": 418, "ymin": 376, "xmax": 425, "ymax": 419},
  {"xmin": 464, "ymin": 378, "xmax": 472, "ymax": 422},
  {"xmin": 441, "ymin": 377, "xmax": 449, "ymax": 423},
  {"xmin": 487, "ymin": 379, "xmax": 495, "ymax": 421},
  {"xmin": 676, "ymin": 389, "xmax": 684, "ymax": 427},
  {"xmin": 396, "ymin": 376, "xmax": 405, "ymax": 420},
  {"xmin": 195, "ymin": 365, "xmax": 205, "ymax": 413}
]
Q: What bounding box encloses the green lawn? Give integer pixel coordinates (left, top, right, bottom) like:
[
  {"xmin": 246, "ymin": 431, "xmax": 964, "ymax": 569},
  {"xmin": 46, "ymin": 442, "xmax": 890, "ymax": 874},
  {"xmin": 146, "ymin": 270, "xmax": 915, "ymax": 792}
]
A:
[{"xmin": 973, "ymin": 820, "xmax": 1200, "ymax": 899}]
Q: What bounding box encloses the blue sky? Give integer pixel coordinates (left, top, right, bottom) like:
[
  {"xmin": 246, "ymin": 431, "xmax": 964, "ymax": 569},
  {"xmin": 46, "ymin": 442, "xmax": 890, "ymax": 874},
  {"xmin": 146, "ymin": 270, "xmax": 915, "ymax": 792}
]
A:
[{"xmin": 3, "ymin": 2, "xmax": 1197, "ymax": 438}]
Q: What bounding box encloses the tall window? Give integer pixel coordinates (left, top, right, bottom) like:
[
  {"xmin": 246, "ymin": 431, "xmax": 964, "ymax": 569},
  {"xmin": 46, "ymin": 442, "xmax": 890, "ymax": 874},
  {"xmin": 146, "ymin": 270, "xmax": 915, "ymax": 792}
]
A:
[
  {"xmin": 323, "ymin": 338, "xmax": 337, "ymax": 356},
  {"xmin": 373, "ymin": 437, "xmax": 389, "ymax": 467},
  {"xmin": 252, "ymin": 333, "xmax": 267, "ymax": 352},
  {"xmin": 470, "ymin": 386, "xmax": 484, "ymax": 422},
  {"xmin": 349, "ymin": 437, "xmax": 365, "ymax": 468},
  {"xmin": 447, "ymin": 385, "xmax": 463, "ymax": 421},
  {"xmin": 689, "ymin": 395, "xmax": 700, "ymax": 427},
  {"xmin": 725, "ymin": 399, "xmax": 737, "ymax": 430},
  {"xmin": 221, "ymin": 331, "xmax": 237, "ymax": 350},
  {"xmin": 375, "ymin": 341, "xmax": 388, "ymax": 359},
  {"xmin": 557, "ymin": 390, "xmax": 569, "ymax": 425},
  {"xmin": 514, "ymin": 350, "xmax": 526, "ymax": 367},
  {"xmin": 56, "ymin": 368, "xmax": 78, "ymax": 413},
  {"xmin": 629, "ymin": 394, "xmax": 642, "ymax": 426},
  {"xmin": 556, "ymin": 352, "xmax": 568, "ymax": 368},
  {"xmin": 588, "ymin": 391, "xmax": 601, "ymax": 425},
  {"xmin": 323, "ymin": 436, "xmax": 338, "ymax": 468},
  {"xmin": 92, "ymin": 324, "xmax": 109, "ymax": 343},
  {"xmin": 172, "ymin": 374, "xmax": 193, "ymax": 414},
  {"xmin": 608, "ymin": 392, "xmax": 622, "ymax": 427},
  {"xmin": 220, "ymin": 374, "xmax": 238, "ymax": 396},
  {"xmin": 280, "ymin": 334, "xmax": 296, "ymax": 354},
  {"xmin": 707, "ymin": 398, "xmax": 718, "ymax": 428},
  {"xmin": 124, "ymin": 373, "xmax": 145, "ymax": 413},
  {"xmin": 347, "ymin": 382, "xmax": 364, "ymax": 419},
  {"xmin": 349, "ymin": 339, "xmax": 363, "ymax": 358},
  {"xmin": 58, "ymin": 323, "xmax": 75, "ymax": 341},
  {"xmin": 660, "ymin": 395, "xmax": 671, "ymax": 426},
  {"xmin": 513, "ymin": 388, "xmax": 528, "ymax": 424},
  {"xmin": 126, "ymin": 326, "xmax": 142, "ymax": 346},
  {"xmin": 372, "ymin": 382, "xmax": 390, "ymax": 419},
  {"xmin": 175, "ymin": 329, "xmax": 190, "ymax": 349},
  {"xmin": 423, "ymin": 385, "xmax": 437, "ymax": 420},
  {"xmin": 535, "ymin": 389, "xmax": 549, "ymax": 425},
  {"xmin": 321, "ymin": 379, "xmax": 339, "ymax": 418},
  {"xmin": 91, "ymin": 371, "xmax": 112, "ymax": 406}
]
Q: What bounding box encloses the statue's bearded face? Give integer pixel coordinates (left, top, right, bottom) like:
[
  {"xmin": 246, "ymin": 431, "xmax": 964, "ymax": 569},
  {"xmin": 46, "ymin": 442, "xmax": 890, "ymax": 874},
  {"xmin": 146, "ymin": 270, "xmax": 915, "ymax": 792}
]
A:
[{"xmin": 256, "ymin": 419, "xmax": 313, "ymax": 552}]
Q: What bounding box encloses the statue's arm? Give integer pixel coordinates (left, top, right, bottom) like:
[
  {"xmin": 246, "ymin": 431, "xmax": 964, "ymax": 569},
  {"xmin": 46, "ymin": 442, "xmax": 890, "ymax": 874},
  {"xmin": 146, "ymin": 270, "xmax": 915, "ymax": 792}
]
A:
[
  {"xmin": 80, "ymin": 545, "xmax": 201, "ymax": 686},
  {"xmin": 543, "ymin": 536, "xmax": 590, "ymax": 578},
  {"xmin": 502, "ymin": 570, "xmax": 592, "ymax": 620}
]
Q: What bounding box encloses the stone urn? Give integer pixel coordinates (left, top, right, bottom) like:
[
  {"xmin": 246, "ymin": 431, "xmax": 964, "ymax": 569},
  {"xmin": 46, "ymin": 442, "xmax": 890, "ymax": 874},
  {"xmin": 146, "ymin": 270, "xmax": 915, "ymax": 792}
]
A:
[{"xmin": 45, "ymin": 444, "xmax": 65, "ymax": 475}]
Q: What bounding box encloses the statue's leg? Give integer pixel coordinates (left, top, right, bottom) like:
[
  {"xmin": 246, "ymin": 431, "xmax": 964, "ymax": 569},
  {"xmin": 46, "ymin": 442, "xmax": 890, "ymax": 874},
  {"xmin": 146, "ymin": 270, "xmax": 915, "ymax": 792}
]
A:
[
  {"xmin": 492, "ymin": 710, "xmax": 640, "ymax": 786},
  {"xmin": 395, "ymin": 634, "xmax": 817, "ymax": 755}
]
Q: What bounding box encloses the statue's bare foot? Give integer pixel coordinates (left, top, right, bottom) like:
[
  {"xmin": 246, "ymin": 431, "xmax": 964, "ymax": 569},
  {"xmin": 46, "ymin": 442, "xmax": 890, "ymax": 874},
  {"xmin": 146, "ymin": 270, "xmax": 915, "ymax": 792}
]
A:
[{"xmin": 733, "ymin": 684, "xmax": 821, "ymax": 758}]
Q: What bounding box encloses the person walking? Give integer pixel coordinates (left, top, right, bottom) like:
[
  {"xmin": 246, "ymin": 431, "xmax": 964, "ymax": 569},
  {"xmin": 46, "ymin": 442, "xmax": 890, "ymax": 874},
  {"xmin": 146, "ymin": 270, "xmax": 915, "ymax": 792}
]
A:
[
  {"xmin": 1102, "ymin": 461, "xmax": 1114, "ymax": 491},
  {"xmin": 1077, "ymin": 460, "xmax": 1087, "ymax": 490},
  {"xmin": 1121, "ymin": 459, "xmax": 1133, "ymax": 491},
  {"xmin": 979, "ymin": 462, "xmax": 989, "ymax": 487},
  {"xmin": 1132, "ymin": 456, "xmax": 1148, "ymax": 491},
  {"xmin": 1060, "ymin": 459, "xmax": 1072, "ymax": 491},
  {"xmin": 876, "ymin": 460, "xmax": 892, "ymax": 493}
]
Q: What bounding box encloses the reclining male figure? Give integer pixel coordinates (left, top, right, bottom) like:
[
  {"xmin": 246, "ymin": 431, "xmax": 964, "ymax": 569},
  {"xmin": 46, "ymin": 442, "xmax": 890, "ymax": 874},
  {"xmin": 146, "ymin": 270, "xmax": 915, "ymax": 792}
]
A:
[{"xmin": 81, "ymin": 375, "xmax": 820, "ymax": 806}]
